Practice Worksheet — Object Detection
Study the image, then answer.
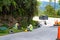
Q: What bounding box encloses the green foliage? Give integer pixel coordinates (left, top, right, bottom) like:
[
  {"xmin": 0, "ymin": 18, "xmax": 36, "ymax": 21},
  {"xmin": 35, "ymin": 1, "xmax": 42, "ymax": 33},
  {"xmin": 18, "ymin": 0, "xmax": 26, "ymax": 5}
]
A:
[
  {"xmin": 57, "ymin": 9, "xmax": 60, "ymax": 15},
  {"xmin": 1, "ymin": 24, "xmax": 9, "ymax": 28},
  {"xmin": 58, "ymin": 0, "xmax": 60, "ymax": 5},
  {"xmin": 45, "ymin": 5, "xmax": 55, "ymax": 15},
  {"xmin": 0, "ymin": 0, "xmax": 37, "ymax": 29},
  {"xmin": 30, "ymin": 20, "xmax": 38, "ymax": 29}
]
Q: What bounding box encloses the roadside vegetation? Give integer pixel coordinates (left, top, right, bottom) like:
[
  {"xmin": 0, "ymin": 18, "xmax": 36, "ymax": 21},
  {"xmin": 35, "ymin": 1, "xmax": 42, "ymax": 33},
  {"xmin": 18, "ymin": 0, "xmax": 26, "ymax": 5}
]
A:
[
  {"xmin": 0, "ymin": 0, "xmax": 38, "ymax": 36},
  {"xmin": 38, "ymin": 0, "xmax": 60, "ymax": 18},
  {"xmin": 0, "ymin": 0, "xmax": 60, "ymax": 36}
]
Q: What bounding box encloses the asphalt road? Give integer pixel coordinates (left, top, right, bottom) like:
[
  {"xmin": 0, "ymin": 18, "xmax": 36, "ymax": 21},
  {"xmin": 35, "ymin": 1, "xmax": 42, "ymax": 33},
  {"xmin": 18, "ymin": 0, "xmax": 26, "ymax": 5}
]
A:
[{"xmin": 0, "ymin": 26, "xmax": 58, "ymax": 40}]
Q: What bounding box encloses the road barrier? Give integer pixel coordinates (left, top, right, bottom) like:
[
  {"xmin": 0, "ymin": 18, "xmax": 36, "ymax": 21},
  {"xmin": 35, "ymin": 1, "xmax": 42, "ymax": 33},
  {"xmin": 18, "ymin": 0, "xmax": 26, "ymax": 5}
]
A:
[{"xmin": 56, "ymin": 26, "xmax": 60, "ymax": 40}]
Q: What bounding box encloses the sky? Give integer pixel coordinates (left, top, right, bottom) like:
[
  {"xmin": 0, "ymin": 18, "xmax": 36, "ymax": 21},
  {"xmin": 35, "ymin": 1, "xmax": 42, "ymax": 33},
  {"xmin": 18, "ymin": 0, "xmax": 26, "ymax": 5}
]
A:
[{"xmin": 37, "ymin": 0, "xmax": 58, "ymax": 3}]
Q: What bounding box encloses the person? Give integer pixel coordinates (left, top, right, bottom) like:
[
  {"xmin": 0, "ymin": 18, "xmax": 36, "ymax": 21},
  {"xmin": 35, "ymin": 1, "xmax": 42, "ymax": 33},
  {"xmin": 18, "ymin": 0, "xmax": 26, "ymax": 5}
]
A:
[
  {"xmin": 28, "ymin": 24, "xmax": 33, "ymax": 31},
  {"xmin": 44, "ymin": 21, "xmax": 47, "ymax": 25},
  {"xmin": 17, "ymin": 22, "xmax": 21, "ymax": 30},
  {"xmin": 13, "ymin": 22, "xmax": 21, "ymax": 30},
  {"xmin": 13, "ymin": 22, "xmax": 18, "ymax": 29}
]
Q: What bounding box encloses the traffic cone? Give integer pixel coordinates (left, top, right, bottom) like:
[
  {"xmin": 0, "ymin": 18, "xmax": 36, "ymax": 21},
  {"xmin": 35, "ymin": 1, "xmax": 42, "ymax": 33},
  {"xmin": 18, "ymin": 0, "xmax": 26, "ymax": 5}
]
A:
[{"xmin": 56, "ymin": 26, "xmax": 60, "ymax": 40}]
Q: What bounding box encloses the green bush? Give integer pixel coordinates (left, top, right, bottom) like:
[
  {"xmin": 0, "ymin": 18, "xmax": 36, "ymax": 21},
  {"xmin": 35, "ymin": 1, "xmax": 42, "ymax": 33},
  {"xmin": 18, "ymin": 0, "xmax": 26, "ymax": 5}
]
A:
[
  {"xmin": 31, "ymin": 20, "xmax": 38, "ymax": 29},
  {"xmin": 1, "ymin": 24, "xmax": 9, "ymax": 28}
]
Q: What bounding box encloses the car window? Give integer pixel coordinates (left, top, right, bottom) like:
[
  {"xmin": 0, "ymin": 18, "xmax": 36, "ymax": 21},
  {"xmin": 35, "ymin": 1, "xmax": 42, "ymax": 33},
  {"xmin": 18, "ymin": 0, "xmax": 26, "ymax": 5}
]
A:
[{"xmin": 39, "ymin": 15, "xmax": 48, "ymax": 20}]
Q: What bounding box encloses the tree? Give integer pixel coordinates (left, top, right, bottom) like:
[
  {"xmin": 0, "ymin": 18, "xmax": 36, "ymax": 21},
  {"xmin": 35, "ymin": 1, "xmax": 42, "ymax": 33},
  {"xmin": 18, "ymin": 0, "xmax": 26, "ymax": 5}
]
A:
[
  {"xmin": 37, "ymin": 0, "xmax": 41, "ymax": 16},
  {"xmin": 45, "ymin": 5, "xmax": 55, "ymax": 15},
  {"xmin": 57, "ymin": 0, "xmax": 60, "ymax": 15},
  {"xmin": 0, "ymin": 0, "xmax": 37, "ymax": 28},
  {"xmin": 58, "ymin": 0, "xmax": 60, "ymax": 5},
  {"xmin": 57, "ymin": 9, "xmax": 60, "ymax": 15}
]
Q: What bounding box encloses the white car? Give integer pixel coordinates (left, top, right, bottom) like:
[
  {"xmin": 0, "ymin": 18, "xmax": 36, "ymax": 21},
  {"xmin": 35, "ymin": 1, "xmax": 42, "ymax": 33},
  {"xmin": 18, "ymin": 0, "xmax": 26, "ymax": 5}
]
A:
[{"xmin": 33, "ymin": 16, "xmax": 60, "ymax": 27}]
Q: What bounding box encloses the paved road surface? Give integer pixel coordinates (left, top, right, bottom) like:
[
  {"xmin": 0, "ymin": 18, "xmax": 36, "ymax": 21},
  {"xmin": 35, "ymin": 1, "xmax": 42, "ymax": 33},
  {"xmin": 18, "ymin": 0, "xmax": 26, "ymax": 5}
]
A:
[{"xmin": 0, "ymin": 26, "xmax": 58, "ymax": 40}]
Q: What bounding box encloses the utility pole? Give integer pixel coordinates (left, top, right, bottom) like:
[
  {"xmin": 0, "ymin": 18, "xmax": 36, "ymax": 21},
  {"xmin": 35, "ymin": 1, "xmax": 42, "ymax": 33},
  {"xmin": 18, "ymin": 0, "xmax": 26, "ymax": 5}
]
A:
[
  {"xmin": 49, "ymin": 0, "xmax": 52, "ymax": 5},
  {"xmin": 54, "ymin": 0, "xmax": 56, "ymax": 16},
  {"xmin": 54, "ymin": 0, "xmax": 56, "ymax": 9}
]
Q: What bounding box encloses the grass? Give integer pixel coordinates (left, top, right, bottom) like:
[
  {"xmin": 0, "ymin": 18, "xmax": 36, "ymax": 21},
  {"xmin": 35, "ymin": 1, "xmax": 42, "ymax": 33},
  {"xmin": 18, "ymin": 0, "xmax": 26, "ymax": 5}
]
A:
[
  {"xmin": 0, "ymin": 25, "xmax": 28, "ymax": 36},
  {"xmin": 0, "ymin": 29, "xmax": 9, "ymax": 36},
  {"xmin": 0, "ymin": 32, "xmax": 8, "ymax": 36},
  {"xmin": 12, "ymin": 29, "xmax": 23, "ymax": 33},
  {"xmin": 0, "ymin": 28, "xmax": 24, "ymax": 36}
]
